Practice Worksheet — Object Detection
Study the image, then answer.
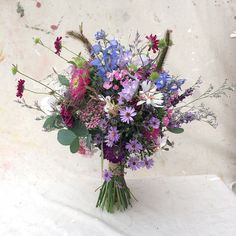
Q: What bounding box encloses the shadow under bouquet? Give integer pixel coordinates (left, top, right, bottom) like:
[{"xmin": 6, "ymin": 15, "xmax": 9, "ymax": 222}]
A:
[{"xmin": 12, "ymin": 25, "xmax": 234, "ymax": 213}]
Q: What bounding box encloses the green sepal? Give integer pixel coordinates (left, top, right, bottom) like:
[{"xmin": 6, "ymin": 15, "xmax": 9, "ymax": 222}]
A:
[
  {"xmin": 11, "ymin": 64, "xmax": 18, "ymax": 75},
  {"xmin": 149, "ymin": 72, "xmax": 159, "ymax": 81}
]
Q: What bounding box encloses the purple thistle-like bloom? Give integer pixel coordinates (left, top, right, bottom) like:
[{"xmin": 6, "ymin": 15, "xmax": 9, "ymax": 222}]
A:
[
  {"xmin": 105, "ymin": 126, "xmax": 120, "ymax": 147},
  {"xmin": 60, "ymin": 105, "xmax": 74, "ymax": 128},
  {"xmin": 149, "ymin": 117, "xmax": 160, "ymax": 129},
  {"xmin": 103, "ymin": 169, "xmax": 113, "ymax": 182},
  {"xmin": 140, "ymin": 158, "xmax": 154, "ymax": 169},
  {"xmin": 54, "ymin": 36, "xmax": 62, "ymax": 55},
  {"xmin": 125, "ymin": 139, "xmax": 143, "ymax": 153},
  {"xmin": 120, "ymin": 107, "xmax": 137, "ymax": 124},
  {"xmin": 128, "ymin": 157, "xmax": 141, "ymax": 171}
]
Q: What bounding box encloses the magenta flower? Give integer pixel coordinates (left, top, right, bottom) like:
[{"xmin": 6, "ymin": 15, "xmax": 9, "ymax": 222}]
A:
[
  {"xmin": 149, "ymin": 117, "xmax": 160, "ymax": 129},
  {"xmin": 146, "ymin": 34, "xmax": 159, "ymax": 53},
  {"xmin": 140, "ymin": 158, "xmax": 154, "ymax": 169},
  {"xmin": 128, "ymin": 157, "xmax": 141, "ymax": 171},
  {"xmin": 120, "ymin": 107, "xmax": 137, "ymax": 124},
  {"xmin": 103, "ymin": 169, "xmax": 113, "ymax": 182},
  {"xmin": 105, "ymin": 126, "xmax": 120, "ymax": 147},
  {"xmin": 125, "ymin": 139, "xmax": 143, "ymax": 153},
  {"xmin": 16, "ymin": 79, "xmax": 25, "ymax": 98},
  {"xmin": 60, "ymin": 105, "xmax": 74, "ymax": 128},
  {"xmin": 54, "ymin": 36, "xmax": 62, "ymax": 55}
]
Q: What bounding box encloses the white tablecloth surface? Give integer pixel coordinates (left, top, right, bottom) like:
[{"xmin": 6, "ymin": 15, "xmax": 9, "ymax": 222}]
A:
[{"xmin": 1, "ymin": 172, "xmax": 236, "ymax": 236}]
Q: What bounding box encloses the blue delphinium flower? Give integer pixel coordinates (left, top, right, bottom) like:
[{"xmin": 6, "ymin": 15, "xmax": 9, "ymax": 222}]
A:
[
  {"xmin": 155, "ymin": 72, "xmax": 172, "ymax": 89},
  {"xmin": 95, "ymin": 30, "xmax": 106, "ymax": 40},
  {"xmin": 91, "ymin": 44, "xmax": 102, "ymax": 54}
]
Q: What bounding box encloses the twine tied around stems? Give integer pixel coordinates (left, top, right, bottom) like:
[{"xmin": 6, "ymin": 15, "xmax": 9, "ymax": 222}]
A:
[{"xmin": 108, "ymin": 162, "xmax": 124, "ymax": 177}]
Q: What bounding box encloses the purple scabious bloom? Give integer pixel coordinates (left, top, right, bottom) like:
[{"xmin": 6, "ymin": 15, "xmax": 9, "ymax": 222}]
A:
[
  {"xmin": 54, "ymin": 36, "xmax": 62, "ymax": 55},
  {"xmin": 120, "ymin": 107, "xmax": 137, "ymax": 124},
  {"xmin": 149, "ymin": 117, "xmax": 160, "ymax": 129},
  {"xmin": 103, "ymin": 169, "xmax": 113, "ymax": 182},
  {"xmin": 140, "ymin": 158, "xmax": 154, "ymax": 169},
  {"xmin": 105, "ymin": 126, "xmax": 120, "ymax": 147},
  {"xmin": 128, "ymin": 157, "xmax": 141, "ymax": 171},
  {"xmin": 125, "ymin": 139, "xmax": 143, "ymax": 153},
  {"xmin": 103, "ymin": 145, "xmax": 125, "ymax": 163},
  {"xmin": 95, "ymin": 30, "xmax": 106, "ymax": 40}
]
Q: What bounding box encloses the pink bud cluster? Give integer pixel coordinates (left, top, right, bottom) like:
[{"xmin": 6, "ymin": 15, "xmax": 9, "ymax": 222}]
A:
[{"xmin": 79, "ymin": 100, "xmax": 105, "ymax": 129}]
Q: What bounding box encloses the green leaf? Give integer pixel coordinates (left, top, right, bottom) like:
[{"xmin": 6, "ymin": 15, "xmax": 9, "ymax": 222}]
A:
[
  {"xmin": 69, "ymin": 120, "xmax": 88, "ymax": 137},
  {"xmin": 43, "ymin": 114, "xmax": 57, "ymax": 130},
  {"xmin": 167, "ymin": 127, "xmax": 184, "ymax": 134},
  {"xmin": 57, "ymin": 129, "xmax": 77, "ymax": 145},
  {"xmin": 58, "ymin": 74, "xmax": 69, "ymax": 86},
  {"xmin": 70, "ymin": 138, "xmax": 80, "ymax": 153},
  {"xmin": 149, "ymin": 72, "xmax": 159, "ymax": 81}
]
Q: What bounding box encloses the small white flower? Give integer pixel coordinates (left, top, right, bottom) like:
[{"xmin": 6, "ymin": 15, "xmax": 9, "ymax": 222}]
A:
[{"xmin": 137, "ymin": 81, "xmax": 164, "ymax": 107}]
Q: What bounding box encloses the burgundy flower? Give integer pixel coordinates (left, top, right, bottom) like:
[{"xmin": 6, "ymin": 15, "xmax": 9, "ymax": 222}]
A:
[
  {"xmin": 146, "ymin": 34, "xmax": 159, "ymax": 53},
  {"xmin": 16, "ymin": 79, "xmax": 25, "ymax": 98},
  {"xmin": 103, "ymin": 144, "xmax": 125, "ymax": 164},
  {"xmin": 54, "ymin": 36, "xmax": 62, "ymax": 55},
  {"xmin": 60, "ymin": 105, "xmax": 74, "ymax": 128}
]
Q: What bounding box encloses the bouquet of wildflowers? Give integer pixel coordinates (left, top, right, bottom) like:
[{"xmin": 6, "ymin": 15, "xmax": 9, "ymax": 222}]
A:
[{"xmin": 12, "ymin": 25, "xmax": 234, "ymax": 213}]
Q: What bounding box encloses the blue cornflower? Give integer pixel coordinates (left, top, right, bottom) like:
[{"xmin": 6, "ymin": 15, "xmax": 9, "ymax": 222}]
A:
[{"xmin": 95, "ymin": 30, "xmax": 106, "ymax": 40}]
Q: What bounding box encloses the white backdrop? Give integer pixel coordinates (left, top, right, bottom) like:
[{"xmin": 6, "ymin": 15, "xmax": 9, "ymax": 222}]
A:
[{"xmin": 0, "ymin": 0, "xmax": 236, "ymax": 184}]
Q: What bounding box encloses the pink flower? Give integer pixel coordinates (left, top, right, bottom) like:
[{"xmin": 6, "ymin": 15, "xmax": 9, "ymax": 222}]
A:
[
  {"xmin": 103, "ymin": 81, "xmax": 113, "ymax": 90},
  {"xmin": 79, "ymin": 139, "xmax": 90, "ymax": 155},
  {"xmin": 69, "ymin": 69, "xmax": 90, "ymax": 101},
  {"xmin": 162, "ymin": 117, "xmax": 170, "ymax": 127},
  {"xmin": 167, "ymin": 108, "xmax": 173, "ymax": 118},
  {"xmin": 113, "ymin": 84, "xmax": 119, "ymax": 90},
  {"xmin": 144, "ymin": 128, "xmax": 160, "ymax": 142}
]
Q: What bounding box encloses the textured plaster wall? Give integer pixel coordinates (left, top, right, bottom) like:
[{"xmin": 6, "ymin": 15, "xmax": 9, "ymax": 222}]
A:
[{"xmin": 0, "ymin": 0, "xmax": 236, "ymax": 184}]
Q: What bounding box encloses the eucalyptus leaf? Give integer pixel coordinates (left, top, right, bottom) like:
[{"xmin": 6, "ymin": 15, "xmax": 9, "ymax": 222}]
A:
[
  {"xmin": 57, "ymin": 129, "xmax": 77, "ymax": 145},
  {"xmin": 70, "ymin": 138, "xmax": 80, "ymax": 153},
  {"xmin": 69, "ymin": 120, "xmax": 88, "ymax": 137},
  {"xmin": 58, "ymin": 74, "xmax": 69, "ymax": 86},
  {"xmin": 43, "ymin": 114, "xmax": 57, "ymax": 130},
  {"xmin": 167, "ymin": 127, "xmax": 184, "ymax": 134}
]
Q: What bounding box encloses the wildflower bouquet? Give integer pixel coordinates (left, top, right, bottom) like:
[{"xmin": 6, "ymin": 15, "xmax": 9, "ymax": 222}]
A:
[{"xmin": 12, "ymin": 25, "xmax": 234, "ymax": 213}]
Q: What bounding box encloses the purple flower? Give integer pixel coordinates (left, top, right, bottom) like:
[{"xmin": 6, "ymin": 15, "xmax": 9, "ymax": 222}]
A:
[
  {"xmin": 140, "ymin": 158, "xmax": 154, "ymax": 169},
  {"xmin": 94, "ymin": 134, "xmax": 102, "ymax": 145},
  {"xmin": 99, "ymin": 119, "xmax": 108, "ymax": 130},
  {"xmin": 125, "ymin": 139, "xmax": 143, "ymax": 153},
  {"xmin": 128, "ymin": 157, "xmax": 141, "ymax": 171},
  {"xmin": 103, "ymin": 169, "xmax": 113, "ymax": 182},
  {"xmin": 120, "ymin": 107, "xmax": 137, "ymax": 124},
  {"xmin": 149, "ymin": 117, "xmax": 160, "ymax": 129},
  {"xmin": 118, "ymin": 79, "xmax": 139, "ymax": 104},
  {"xmin": 95, "ymin": 30, "xmax": 106, "ymax": 40},
  {"xmin": 105, "ymin": 126, "xmax": 120, "ymax": 147},
  {"xmin": 103, "ymin": 145, "xmax": 125, "ymax": 163},
  {"xmin": 16, "ymin": 79, "xmax": 25, "ymax": 98},
  {"xmin": 60, "ymin": 105, "xmax": 74, "ymax": 128},
  {"xmin": 54, "ymin": 36, "xmax": 62, "ymax": 55}
]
